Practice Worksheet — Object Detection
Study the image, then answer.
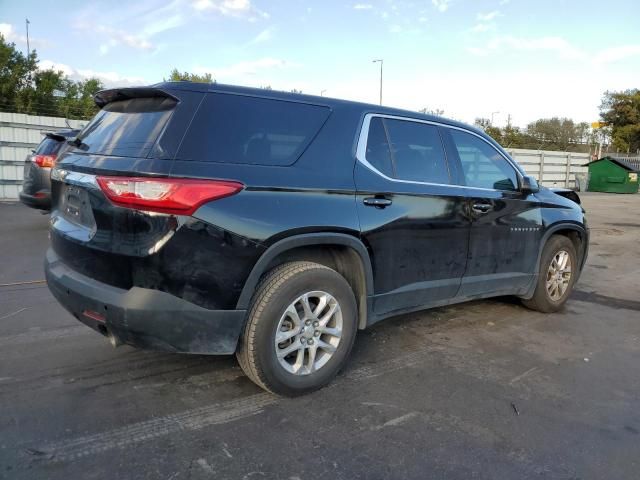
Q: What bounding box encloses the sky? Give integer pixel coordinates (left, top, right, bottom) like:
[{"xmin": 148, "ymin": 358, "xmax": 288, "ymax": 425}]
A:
[{"xmin": 1, "ymin": 0, "xmax": 639, "ymax": 127}]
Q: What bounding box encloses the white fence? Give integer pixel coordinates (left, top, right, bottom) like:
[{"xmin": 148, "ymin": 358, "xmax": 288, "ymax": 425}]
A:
[
  {"xmin": 0, "ymin": 112, "xmax": 86, "ymax": 200},
  {"xmin": 0, "ymin": 112, "xmax": 589, "ymax": 200}
]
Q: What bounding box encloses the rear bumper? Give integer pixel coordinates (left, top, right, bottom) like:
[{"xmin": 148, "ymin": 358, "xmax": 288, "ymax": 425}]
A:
[
  {"xmin": 45, "ymin": 248, "xmax": 246, "ymax": 354},
  {"xmin": 19, "ymin": 191, "xmax": 51, "ymax": 210}
]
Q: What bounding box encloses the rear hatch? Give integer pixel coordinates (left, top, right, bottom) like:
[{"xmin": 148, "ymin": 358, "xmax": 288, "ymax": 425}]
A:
[
  {"xmin": 50, "ymin": 87, "xmax": 201, "ymax": 290},
  {"xmin": 22, "ymin": 133, "xmax": 67, "ymax": 196}
]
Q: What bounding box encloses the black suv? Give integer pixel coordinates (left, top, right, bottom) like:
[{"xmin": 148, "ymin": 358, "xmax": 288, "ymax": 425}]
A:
[
  {"xmin": 45, "ymin": 83, "xmax": 588, "ymax": 396},
  {"xmin": 20, "ymin": 129, "xmax": 80, "ymax": 210}
]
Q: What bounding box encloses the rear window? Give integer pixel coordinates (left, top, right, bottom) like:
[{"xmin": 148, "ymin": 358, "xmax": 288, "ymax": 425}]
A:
[
  {"xmin": 71, "ymin": 97, "xmax": 176, "ymax": 157},
  {"xmin": 35, "ymin": 137, "xmax": 63, "ymax": 155},
  {"xmin": 177, "ymin": 93, "xmax": 330, "ymax": 166}
]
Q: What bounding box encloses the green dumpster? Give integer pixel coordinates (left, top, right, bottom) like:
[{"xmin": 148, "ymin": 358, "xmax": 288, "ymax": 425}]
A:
[{"xmin": 584, "ymin": 157, "xmax": 640, "ymax": 193}]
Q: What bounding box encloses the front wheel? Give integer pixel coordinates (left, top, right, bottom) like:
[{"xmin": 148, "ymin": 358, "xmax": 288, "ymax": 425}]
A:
[
  {"xmin": 522, "ymin": 235, "xmax": 578, "ymax": 313},
  {"xmin": 236, "ymin": 261, "xmax": 358, "ymax": 396}
]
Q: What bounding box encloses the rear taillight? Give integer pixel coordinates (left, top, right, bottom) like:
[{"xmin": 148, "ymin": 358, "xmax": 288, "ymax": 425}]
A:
[
  {"xmin": 96, "ymin": 176, "xmax": 244, "ymax": 215},
  {"xmin": 32, "ymin": 154, "xmax": 57, "ymax": 168}
]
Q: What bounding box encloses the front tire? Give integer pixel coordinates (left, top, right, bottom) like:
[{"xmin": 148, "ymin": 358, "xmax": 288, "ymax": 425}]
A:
[
  {"xmin": 522, "ymin": 235, "xmax": 578, "ymax": 313},
  {"xmin": 236, "ymin": 261, "xmax": 358, "ymax": 396}
]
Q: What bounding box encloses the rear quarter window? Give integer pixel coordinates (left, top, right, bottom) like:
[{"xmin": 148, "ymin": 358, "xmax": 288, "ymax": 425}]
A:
[{"xmin": 176, "ymin": 93, "xmax": 330, "ymax": 166}]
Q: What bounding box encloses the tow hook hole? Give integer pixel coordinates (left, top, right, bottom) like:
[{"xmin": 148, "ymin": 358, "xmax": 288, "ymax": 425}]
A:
[{"xmin": 104, "ymin": 305, "xmax": 108, "ymax": 311}]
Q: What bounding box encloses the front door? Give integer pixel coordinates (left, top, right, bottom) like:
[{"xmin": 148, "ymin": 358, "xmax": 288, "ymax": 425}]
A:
[
  {"xmin": 443, "ymin": 128, "xmax": 543, "ymax": 297},
  {"xmin": 354, "ymin": 115, "xmax": 470, "ymax": 318}
]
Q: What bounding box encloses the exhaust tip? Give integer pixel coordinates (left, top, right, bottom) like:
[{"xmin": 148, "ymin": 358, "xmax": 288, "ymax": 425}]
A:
[{"xmin": 107, "ymin": 331, "xmax": 123, "ymax": 348}]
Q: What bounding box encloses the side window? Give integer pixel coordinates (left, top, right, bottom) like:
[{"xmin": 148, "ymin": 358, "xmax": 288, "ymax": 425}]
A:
[
  {"xmin": 365, "ymin": 117, "xmax": 394, "ymax": 177},
  {"xmin": 384, "ymin": 119, "xmax": 450, "ymax": 184},
  {"xmin": 450, "ymin": 130, "xmax": 518, "ymax": 191}
]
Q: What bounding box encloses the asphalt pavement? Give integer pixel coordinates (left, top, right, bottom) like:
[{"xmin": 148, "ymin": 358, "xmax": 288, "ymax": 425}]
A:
[{"xmin": 1, "ymin": 193, "xmax": 639, "ymax": 480}]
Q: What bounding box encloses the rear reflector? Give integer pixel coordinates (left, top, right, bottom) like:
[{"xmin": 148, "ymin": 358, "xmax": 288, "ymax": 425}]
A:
[
  {"xmin": 32, "ymin": 154, "xmax": 57, "ymax": 168},
  {"xmin": 96, "ymin": 176, "xmax": 244, "ymax": 215},
  {"xmin": 83, "ymin": 309, "xmax": 106, "ymax": 323}
]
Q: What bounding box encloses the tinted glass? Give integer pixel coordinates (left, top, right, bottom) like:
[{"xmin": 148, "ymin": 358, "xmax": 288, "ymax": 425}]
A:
[
  {"xmin": 384, "ymin": 119, "xmax": 450, "ymax": 184},
  {"xmin": 178, "ymin": 93, "xmax": 330, "ymax": 166},
  {"xmin": 35, "ymin": 137, "xmax": 63, "ymax": 155},
  {"xmin": 450, "ymin": 130, "xmax": 518, "ymax": 191},
  {"xmin": 365, "ymin": 117, "xmax": 394, "ymax": 177},
  {"xmin": 71, "ymin": 97, "xmax": 176, "ymax": 158}
]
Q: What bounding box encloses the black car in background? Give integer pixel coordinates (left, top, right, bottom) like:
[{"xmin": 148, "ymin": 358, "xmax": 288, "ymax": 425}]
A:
[
  {"xmin": 45, "ymin": 83, "xmax": 589, "ymax": 396},
  {"xmin": 19, "ymin": 129, "xmax": 79, "ymax": 210}
]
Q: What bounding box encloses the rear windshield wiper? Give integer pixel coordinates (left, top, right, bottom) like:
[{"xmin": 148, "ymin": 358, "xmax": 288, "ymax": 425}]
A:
[{"xmin": 67, "ymin": 137, "xmax": 89, "ymax": 151}]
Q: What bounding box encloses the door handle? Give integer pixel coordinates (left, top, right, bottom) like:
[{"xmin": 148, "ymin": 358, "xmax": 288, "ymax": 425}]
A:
[
  {"xmin": 471, "ymin": 203, "xmax": 492, "ymax": 213},
  {"xmin": 363, "ymin": 197, "xmax": 392, "ymax": 208}
]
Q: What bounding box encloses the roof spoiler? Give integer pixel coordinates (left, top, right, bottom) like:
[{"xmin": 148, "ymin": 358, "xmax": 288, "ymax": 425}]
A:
[{"xmin": 94, "ymin": 87, "xmax": 179, "ymax": 108}]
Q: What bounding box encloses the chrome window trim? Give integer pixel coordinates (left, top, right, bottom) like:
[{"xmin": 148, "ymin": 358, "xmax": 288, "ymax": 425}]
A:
[{"xmin": 355, "ymin": 113, "xmax": 523, "ymax": 192}]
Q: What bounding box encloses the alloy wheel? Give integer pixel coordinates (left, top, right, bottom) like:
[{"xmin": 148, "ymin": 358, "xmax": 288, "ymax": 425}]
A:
[
  {"xmin": 546, "ymin": 250, "xmax": 572, "ymax": 301},
  {"xmin": 274, "ymin": 291, "xmax": 343, "ymax": 375}
]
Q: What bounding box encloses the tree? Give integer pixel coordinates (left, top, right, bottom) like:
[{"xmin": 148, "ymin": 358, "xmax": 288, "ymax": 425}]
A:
[
  {"xmin": 0, "ymin": 34, "xmax": 38, "ymax": 112},
  {"xmin": 58, "ymin": 78, "xmax": 104, "ymax": 119},
  {"xmin": 525, "ymin": 117, "xmax": 581, "ymax": 150},
  {"xmin": 420, "ymin": 107, "xmax": 444, "ymax": 116},
  {"xmin": 600, "ymin": 89, "xmax": 640, "ymax": 153},
  {"xmin": 474, "ymin": 117, "xmax": 502, "ymax": 143},
  {"xmin": 0, "ymin": 34, "xmax": 103, "ymax": 119},
  {"xmin": 165, "ymin": 68, "xmax": 213, "ymax": 83}
]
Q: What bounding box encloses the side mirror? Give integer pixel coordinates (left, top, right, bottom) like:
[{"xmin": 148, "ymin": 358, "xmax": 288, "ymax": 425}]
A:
[{"xmin": 520, "ymin": 175, "xmax": 539, "ymax": 194}]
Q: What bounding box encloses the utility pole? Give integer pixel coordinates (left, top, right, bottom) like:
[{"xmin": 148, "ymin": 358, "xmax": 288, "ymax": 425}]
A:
[
  {"xmin": 25, "ymin": 18, "xmax": 30, "ymax": 57},
  {"xmin": 372, "ymin": 59, "xmax": 383, "ymax": 105}
]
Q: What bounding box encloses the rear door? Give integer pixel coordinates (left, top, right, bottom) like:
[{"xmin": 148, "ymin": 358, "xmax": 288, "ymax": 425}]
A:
[
  {"xmin": 355, "ymin": 115, "xmax": 470, "ymax": 318},
  {"xmin": 443, "ymin": 128, "xmax": 542, "ymax": 297}
]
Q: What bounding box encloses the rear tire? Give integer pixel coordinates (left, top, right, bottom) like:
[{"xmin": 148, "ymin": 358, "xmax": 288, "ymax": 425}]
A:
[
  {"xmin": 522, "ymin": 235, "xmax": 578, "ymax": 313},
  {"xmin": 236, "ymin": 261, "xmax": 358, "ymax": 396}
]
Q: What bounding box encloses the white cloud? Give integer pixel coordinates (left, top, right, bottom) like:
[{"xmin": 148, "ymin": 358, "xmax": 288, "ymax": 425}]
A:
[
  {"xmin": 250, "ymin": 26, "xmax": 275, "ymax": 44},
  {"xmin": 432, "ymin": 0, "xmax": 452, "ymax": 13},
  {"xmin": 39, "ymin": 60, "xmax": 146, "ymax": 87},
  {"xmin": 477, "ymin": 11, "xmax": 501, "ymax": 21},
  {"xmin": 389, "ymin": 24, "xmax": 403, "ymax": 34},
  {"xmin": 194, "ymin": 57, "xmax": 298, "ymax": 80},
  {"xmin": 593, "ymin": 45, "xmax": 640, "ymax": 64},
  {"xmin": 471, "ymin": 23, "xmax": 493, "ymax": 33},
  {"xmin": 353, "ymin": 3, "xmax": 373, "ymax": 9},
  {"xmin": 191, "ymin": 0, "xmax": 268, "ymax": 19},
  {"xmin": 470, "ymin": 35, "xmax": 587, "ymax": 60},
  {"xmin": 0, "ymin": 22, "xmax": 49, "ymax": 49}
]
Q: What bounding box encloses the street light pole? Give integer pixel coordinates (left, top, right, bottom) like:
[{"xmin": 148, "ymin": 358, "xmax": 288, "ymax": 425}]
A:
[
  {"xmin": 320, "ymin": 89, "xmax": 327, "ymax": 97},
  {"xmin": 25, "ymin": 18, "xmax": 30, "ymax": 57},
  {"xmin": 372, "ymin": 59, "xmax": 383, "ymax": 105},
  {"xmin": 491, "ymin": 111, "xmax": 500, "ymax": 125}
]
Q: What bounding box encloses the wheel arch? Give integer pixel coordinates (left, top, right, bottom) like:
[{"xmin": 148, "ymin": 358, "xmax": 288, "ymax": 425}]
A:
[
  {"xmin": 236, "ymin": 233, "xmax": 374, "ymax": 330},
  {"xmin": 522, "ymin": 222, "xmax": 588, "ymax": 299}
]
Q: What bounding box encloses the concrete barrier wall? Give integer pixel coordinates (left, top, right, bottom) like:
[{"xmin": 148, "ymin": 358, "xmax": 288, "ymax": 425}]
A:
[
  {"xmin": 0, "ymin": 112, "xmax": 86, "ymax": 200},
  {"xmin": 506, "ymin": 148, "xmax": 590, "ymax": 189}
]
